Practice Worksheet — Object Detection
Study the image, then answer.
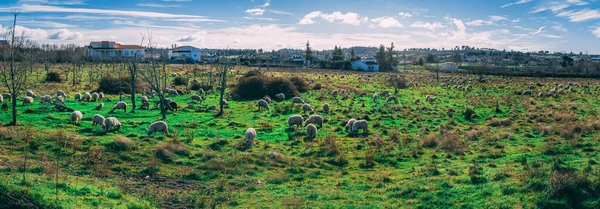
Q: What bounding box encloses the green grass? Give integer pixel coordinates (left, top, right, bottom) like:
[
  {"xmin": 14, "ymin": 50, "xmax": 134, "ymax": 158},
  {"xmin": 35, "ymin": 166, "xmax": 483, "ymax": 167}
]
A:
[{"xmin": 0, "ymin": 66, "xmax": 599, "ymax": 208}]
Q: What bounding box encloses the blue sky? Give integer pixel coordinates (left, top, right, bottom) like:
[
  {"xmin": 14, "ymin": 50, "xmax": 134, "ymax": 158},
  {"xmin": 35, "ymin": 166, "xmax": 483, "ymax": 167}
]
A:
[{"xmin": 0, "ymin": 0, "xmax": 599, "ymax": 53}]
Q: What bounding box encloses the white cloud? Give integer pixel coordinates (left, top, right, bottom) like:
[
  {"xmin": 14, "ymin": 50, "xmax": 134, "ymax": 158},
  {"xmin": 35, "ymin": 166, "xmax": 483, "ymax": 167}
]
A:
[
  {"xmin": 162, "ymin": 0, "xmax": 191, "ymax": 2},
  {"xmin": 531, "ymin": 26, "xmax": 545, "ymax": 35},
  {"xmin": 244, "ymin": 16, "xmax": 278, "ymax": 21},
  {"xmin": 47, "ymin": 28, "xmax": 82, "ymax": 40},
  {"xmin": 137, "ymin": 3, "xmax": 181, "ymax": 8},
  {"xmin": 531, "ymin": 3, "xmax": 570, "ymax": 13},
  {"xmin": 556, "ymin": 9, "xmax": 600, "ymax": 22},
  {"xmin": 19, "ymin": 20, "xmax": 75, "ymax": 28},
  {"xmin": 17, "ymin": 0, "xmax": 85, "ymax": 5},
  {"xmin": 299, "ymin": 11, "xmax": 368, "ymax": 25},
  {"xmin": 466, "ymin": 15, "xmax": 507, "ymax": 26},
  {"xmin": 593, "ymin": 27, "xmax": 600, "ymax": 38},
  {"xmin": 501, "ymin": 0, "xmax": 533, "ymax": 8},
  {"xmin": 551, "ymin": 22, "xmax": 568, "ymax": 32},
  {"xmin": 398, "ymin": 12, "xmax": 412, "ymax": 18},
  {"xmin": 410, "ymin": 21, "xmax": 445, "ymax": 30},
  {"xmin": 566, "ymin": 0, "xmax": 588, "ymax": 6},
  {"xmin": 245, "ymin": 8, "xmax": 265, "ymax": 16},
  {"xmin": 371, "ymin": 16, "xmax": 403, "ymax": 28},
  {"xmin": 177, "ymin": 32, "xmax": 205, "ymax": 42},
  {"xmin": 267, "ymin": 9, "xmax": 293, "ymax": 15},
  {"xmin": 489, "ymin": 16, "xmax": 507, "ymax": 21}
]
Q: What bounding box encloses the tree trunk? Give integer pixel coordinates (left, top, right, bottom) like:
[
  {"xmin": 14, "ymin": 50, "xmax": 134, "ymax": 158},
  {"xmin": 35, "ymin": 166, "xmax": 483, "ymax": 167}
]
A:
[
  {"xmin": 11, "ymin": 94, "xmax": 17, "ymax": 125},
  {"xmin": 129, "ymin": 64, "xmax": 137, "ymax": 113}
]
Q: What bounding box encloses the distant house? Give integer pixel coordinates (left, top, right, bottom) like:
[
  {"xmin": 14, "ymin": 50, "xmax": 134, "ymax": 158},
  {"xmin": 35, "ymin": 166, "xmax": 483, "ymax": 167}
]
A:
[
  {"xmin": 464, "ymin": 57, "xmax": 477, "ymax": 62},
  {"xmin": 169, "ymin": 46, "xmax": 201, "ymax": 62},
  {"xmin": 203, "ymin": 55, "xmax": 218, "ymax": 63},
  {"xmin": 289, "ymin": 54, "xmax": 305, "ymax": 62},
  {"xmin": 351, "ymin": 58, "xmax": 379, "ymax": 72},
  {"xmin": 591, "ymin": 56, "xmax": 600, "ymax": 62},
  {"xmin": 440, "ymin": 62, "xmax": 459, "ymax": 70},
  {"xmin": 87, "ymin": 41, "xmax": 145, "ymax": 58}
]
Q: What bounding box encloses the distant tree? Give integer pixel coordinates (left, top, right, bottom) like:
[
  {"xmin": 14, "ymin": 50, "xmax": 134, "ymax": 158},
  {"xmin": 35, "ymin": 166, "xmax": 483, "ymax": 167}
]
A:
[
  {"xmin": 0, "ymin": 12, "xmax": 27, "ymax": 125},
  {"xmin": 561, "ymin": 55, "xmax": 574, "ymax": 68},
  {"xmin": 375, "ymin": 44, "xmax": 388, "ymax": 71},
  {"xmin": 426, "ymin": 54, "xmax": 436, "ymax": 63},
  {"xmin": 332, "ymin": 45, "xmax": 345, "ymax": 61},
  {"xmin": 386, "ymin": 42, "xmax": 398, "ymax": 71},
  {"xmin": 418, "ymin": 58, "xmax": 424, "ymax": 66},
  {"xmin": 349, "ymin": 48, "xmax": 359, "ymax": 61},
  {"xmin": 304, "ymin": 41, "xmax": 313, "ymax": 65}
]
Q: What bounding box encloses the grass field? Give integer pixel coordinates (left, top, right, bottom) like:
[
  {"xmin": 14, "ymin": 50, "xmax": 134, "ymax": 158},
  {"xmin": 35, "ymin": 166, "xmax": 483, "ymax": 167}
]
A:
[{"xmin": 0, "ymin": 65, "xmax": 599, "ymax": 208}]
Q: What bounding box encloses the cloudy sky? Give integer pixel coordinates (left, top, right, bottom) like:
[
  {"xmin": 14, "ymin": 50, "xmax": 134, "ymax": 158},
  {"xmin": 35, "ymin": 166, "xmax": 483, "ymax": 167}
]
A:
[{"xmin": 0, "ymin": 0, "xmax": 599, "ymax": 53}]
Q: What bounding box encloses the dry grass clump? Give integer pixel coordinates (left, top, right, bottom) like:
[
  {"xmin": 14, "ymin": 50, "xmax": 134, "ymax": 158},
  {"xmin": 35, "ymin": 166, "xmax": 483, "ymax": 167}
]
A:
[
  {"xmin": 155, "ymin": 140, "xmax": 190, "ymax": 163},
  {"xmin": 421, "ymin": 133, "xmax": 438, "ymax": 148},
  {"xmin": 489, "ymin": 117, "xmax": 511, "ymax": 127},
  {"xmin": 554, "ymin": 111, "xmax": 576, "ymax": 122},
  {"xmin": 107, "ymin": 135, "xmax": 135, "ymax": 151},
  {"xmin": 439, "ymin": 132, "xmax": 465, "ymax": 153},
  {"xmin": 319, "ymin": 135, "xmax": 341, "ymax": 156}
]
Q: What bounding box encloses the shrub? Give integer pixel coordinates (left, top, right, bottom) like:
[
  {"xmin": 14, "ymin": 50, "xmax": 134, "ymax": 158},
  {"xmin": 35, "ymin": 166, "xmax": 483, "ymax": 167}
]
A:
[
  {"xmin": 172, "ymin": 76, "xmax": 188, "ymax": 86},
  {"xmin": 289, "ymin": 76, "xmax": 310, "ymax": 93},
  {"xmin": 242, "ymin": 69, "xmax": 263, "ymax": 78},
  {"xmin": 265, "ymin": 77, "xmax": 299, "ymax": 98},
  {"xmin": 98, "ymin": 76, "xmax": 143, "ymax": 94},
  {"xmin": 155, "ymin": 140, "xmax": 190, "ymax": 163},
  {"xmin": 107, "ymin": 135, "xmax": 135, "ymax": 151},
  {"xmin": 45, "ymin": 71, "xmax": 63, "ymax": 83},
  {"xmin": 421, "ymin": 133, "xmax": 438, "ymax": 148},
  {"xmin": 232, "ymin": 71, "xmax": 300, "ymax": 100},
  {"xmin": 545, "ymin": 171, "xmax": 600, "ymax": 208}
]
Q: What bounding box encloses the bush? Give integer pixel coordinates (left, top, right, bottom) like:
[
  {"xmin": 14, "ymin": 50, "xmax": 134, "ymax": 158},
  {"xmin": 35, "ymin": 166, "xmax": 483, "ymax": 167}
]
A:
[
  {"xmin": 172, "ymin": 76, "xmax": 188, "ymax": 86},
  {"xmin": 232, "ymin": 71, "xmax": 300, "ymax": 100},
  {"xmin": 189, "ymin": 81, "xmax": 212, "ymax": 91},
  {"xmin": 98, "ymin": 76, "xmax": 143, "ymax": 94},
  {"xmin": 45, "ymin": 71, "xmax": 63, "ymax": 83},
  {"xmin": 289, "ymin": 76, "xmax": 310, "ymax": 93},
  {"xmin": 544, "ymin": 171, "xmax": 600, "ymax": 208},
  {"xmin": 107, "ymin": 135, "xmax": 135, "ymax": 151}
]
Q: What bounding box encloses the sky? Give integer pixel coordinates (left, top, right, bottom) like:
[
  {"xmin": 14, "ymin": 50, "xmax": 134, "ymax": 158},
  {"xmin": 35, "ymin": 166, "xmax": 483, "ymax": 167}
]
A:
[{"xmin": 0, "ymin": 0, "xmax": 599, "ymax": 53}]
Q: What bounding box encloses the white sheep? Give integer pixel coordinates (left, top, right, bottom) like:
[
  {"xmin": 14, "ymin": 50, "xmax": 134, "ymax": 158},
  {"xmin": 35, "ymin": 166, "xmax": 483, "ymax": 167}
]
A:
[
  {"xmin": 301, "ymin": 103, "xmax": 313, "ymax": 114},
  {"xmin": 332, "ymin": 90, "xmax": 339, "ymax": 97},
  {"xmin": 56, "ymin": 90, "xmax": 66, "ymax": 98},
  {"xmin": 168, "ymin": 89, "xmax": 179, "ymax": 96},
  {"xmin": 322, "ymin": 103, "xmax": 330, "ymax": 113},
  {"xmin": 306, "ymin": 124, "xmax": 317, "ymax": 139},
  {"xmin": 92, "ymin": 114, "xmax": 105, "ymax": 129},
  {"xmin": 82, "ymin": 92, "xmax": 91, "ymax": 102},
  {"xmin": 104, "ymin": 117, "xmax": 121, "ymax": 133},
  {"xmin": 352, "ymin": 120, "xmax": 368, "ymax": 135},
  {"xmin": 74, "ymin": 93, "xmax": 82, "ymax": 102},
  {"xmin": 141, "ymin": 96, "xmax": 149, "ymax": 103},
  {"xmin": 22, "ymin": 96, "xmax": 34, "ymax": 105},
  {"xmin": 344, "ymin": 119, "xmax": 356, "ymax": 132},
  {"xmin": 372, "ymin": 93, "xmax": 378, "ymax": 101},
  {"xmin": 198, "ymin": 88, "xmax": 205, "ymax": 95},
  {"xmin": 427, "ymin": 96, "xmax": 437, "ymax": 103},
  {"xmin": 191, "ymin": 94, "xmax": 202, "ymax": 102},
  {"xmin": 98, "ymin": 92, "xmax": 105, "ymax": 100},
  {"xmin": 206, "ymin": 105, "xmax": 216, "ymax": 112},
  {"xmin": 386, "ymin": 96, "xmax": 398, "ymax": 104},
  {"xmin": 26, "ymin": 90, "xmax": 36, "ymax": 98},
  {"xmin": 257, "ymin": 99, "xmax": 269, "ymax": 111},
  {"xmin": 95, "ymin": 103, "xmax": 104, "ymax": 110},
  {"xmin": 110, "ymin": 102, "xmax": 127, "ymax": 113},
  {"xmin": 304, "ymin": 115, "xmax": 323, "ymax": 127},
  {"xmin": 91, "ymin": 92, "xmax": 99, "ymax": 102},
  {"xmin": 221, "ymin": 99, "xmax": 229, "ymax": 106},
  {"xmin": 245, "ymin": 128, "xmax": 256, "ymax": 145},
  {"xmin": 522, "ymin": 90, "xmax": 532, "ymax": 96},
  {"xmin": 0, "ymin": 94, "xmax": 4, "ymax": 103},
  {"xmin": 2, "ymin": 93, "xmax": 11, "ymax": 101},
  {"xmin": 275, "ymin": 93, "xmax": 285, "ymax": 101},
  {"xmin": 292, "ymin": 97, "xmax": 305, "ymax": 104},
  {"xmin": 262, "ymin": 95, "xmax": 272, "ymax": 103},
  {"xmin": 71, "ymin": 111, "xmax": 83, "ymax": 125},
  {"xmin": 147, "ymin": 121, "xmax": 169, "ymax": 137},
  {"xmin": 40, "ymin": 95, "xmax": 52, "ymax": 104},
  {"xmin": 287, "ymin": 115, "xmax": 304, "ymax": 128}
]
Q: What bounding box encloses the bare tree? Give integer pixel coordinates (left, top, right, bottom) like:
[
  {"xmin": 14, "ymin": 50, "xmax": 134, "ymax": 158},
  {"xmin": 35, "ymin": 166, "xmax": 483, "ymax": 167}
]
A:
[
  {"xmin": 0, "ymin": 12, "xmax": 27, "ymax": 125},
  {"xmin": 216, "ymin": 62, "xmax": 231, "ymax": 117},
  {"xmin": 138, "ymin": 34, "xmax": 170, "ymax": 119}
]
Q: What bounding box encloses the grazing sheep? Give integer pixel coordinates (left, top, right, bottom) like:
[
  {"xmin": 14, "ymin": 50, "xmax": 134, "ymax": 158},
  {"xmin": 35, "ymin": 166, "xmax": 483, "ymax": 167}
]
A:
[
  {"xmin": 40, "ymin": 95, "xmax": 52, "ymax": 104},
  {"xmin": 198, "ymin": 88, "xmax": 205, "ymax": 95},
  {"xmin": 0, "ymin": 94, "xmax": 3, "ymax": 103},
  {"xmin": 257, "ymin": 99, "xmax": 269, "ymax": 111},
  {"xmin": 275, "ymin": 93, "xmax": 285, "ymax": 101},
  {"xmin": 147, "ymin": 121, "xmax": 170, "ymax": 137},
  {"xmin": 169, "ymin": 102, "xmax": 178, "ymax": 112},
  {"xmin": 104, "ymin": 117, "xmax": 121, "ymax": 133},
  {"xmin": 191, "ymin": 94, "xmax": 202, "ymax": 102},
  {"xmin": 351, "ymin": 120, "xmax": 368, "ymax": 135},
  {"xmin": 306, "ymin": 124, "xmax": 317, "ymax": 139},
  {"xmin": 110, "ymin": 102, "xmax": 127, "ymax": 113},
  {"xmin": 2, "ymin": 93, "xmax": 11, "ymax": 101},
  {"xmin": 414, "ymin": 98, "xmax": 421, "ymax": 105},
  {"xmin": 176, "ymin": 89, "xmax": 185, "ymax": 95},
  {"xmin": 71, "ymin": 111, "xmax": 83, "ymax": 125},
  {"xmin": 98, "ymin": 92, "xmax": 104, "ymax": 100},
  {"xmin": 322, "ymin": 103, "xmax": 330, "ymax": 113},
  {"xmin": 426, "ymin": 95, "xmax": 437, "ymax": 103},
  {"xmin": 206, "ymin": 105, "xmax": 217, "ymax": 112},
  {"xmin": 549, "ymin": 89, "xmax": 557, "ymax": 96},
  {"xmin": 83, "ymin": 92, "xmax": 91, "ymax": 102},
  {"xmin": 92, "ymin": 114, "xmax": 105, "ymax": 129},
  {"xmin": 245, "ymin": 128, "xmax": 256, "ymax": 145},
  {"xmin": 538, "ymin": 92, "xmax": 545, "ymax": 97},
  {"xmin": 292, "ymin": 97, "xmax": 305, "ymax": 104},
  {"xmin": 332, "ymin": 90, "xmax": 339, "ymax": 97},
  {"xmin": 301, "ymin": 103, "xmax": 313, "ymax": 114},
  {"xmin": 168, "ymin": 89, "xmax": 179, "ymax": 96},
  {"xmin": 304, "ymin": 115, "xmax": 323, "ymax": 127},
  {"xmin": 522, "ymin": 90, "xmax": 532, "ymax": 96},
  {"xmin": 381, "ymin": 90, "xmax": 390, "ymax": 96},
  {"xmin": 220, "ymin": 99, "xmax": 228, "ymax": 106},
  {"xmin": 91, "ymin": 92, "xmax": 99, "ymax": 102},
  {"xmin": 94, "ymin": 103, "xmax": 104, "ymax": 110},
  {"xmin": 56, "ymin": 90, "xmax": 66, "ymax": 98},
  {"xmin": 74, "ymin": 93, "xmax": 81, "ymax": 102},
  {"xmin": 22, "ymin": 96, "xmax": 34, "ymax": 105},
  {"xmin": 263, "ymin": 95, "xmax": 272, "ymax": 103},
  {"xmin": 287, "ymin": 115, "xmax": 304, "ymax": 128},
  {"xmin": 344, "ymin": 119, "xmax": 356, "ymax": 132},
  {"xmin": 372, "ymin": 93, "xmax": 378, "ymax": 101},
  {"xmin": 141, "ymin": 96, "xmax": 149, "ymax": 104},
  {"xmin": 26, "ymin": 90, "xmax": 37, "ymax": 98},
  {"xmin": 386, "ymin": 96, "xmax": 398, "ymax": 104}
]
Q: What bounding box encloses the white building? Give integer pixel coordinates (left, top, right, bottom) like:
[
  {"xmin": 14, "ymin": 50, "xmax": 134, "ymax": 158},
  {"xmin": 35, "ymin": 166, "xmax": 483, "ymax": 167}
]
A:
[
  {"xmin": 351, "ymin": 58, "xmax": 379, "ymax": 72},
  {"xmin": 440, "ymin": 62, "xmax": 459, "ymax": 70},
  {"xmin": 168, "ymin": 46, "xmax": 201, "ymax": 62},
  {"xmin": 87, "ymin": 41, "xmax": 145, "ymax": 58}
]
